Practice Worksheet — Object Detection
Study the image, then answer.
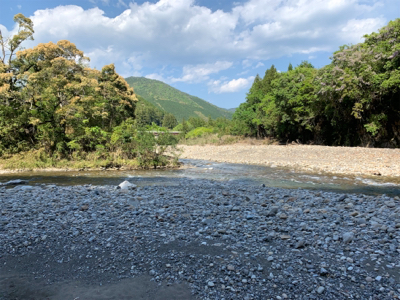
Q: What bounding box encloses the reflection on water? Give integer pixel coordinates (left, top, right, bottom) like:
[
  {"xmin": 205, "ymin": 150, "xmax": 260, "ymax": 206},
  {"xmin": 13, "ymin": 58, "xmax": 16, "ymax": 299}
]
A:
[{"xmin": 0, "ymin": 159, "xmax": 399, "ymax": 196}]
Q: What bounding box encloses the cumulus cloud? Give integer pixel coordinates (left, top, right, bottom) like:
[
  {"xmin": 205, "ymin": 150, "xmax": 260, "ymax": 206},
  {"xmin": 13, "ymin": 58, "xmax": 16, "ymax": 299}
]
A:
[
  {"xmin": 0, "ymin": 0, "xmax": 388, "ymax": 94},
  {"xmin": 209, "ymin": 76, "xmax": 255, "ymax": 93},
  {"xmin": 171, "ymin": 61, "xmax": 233, "ymax": 83}
]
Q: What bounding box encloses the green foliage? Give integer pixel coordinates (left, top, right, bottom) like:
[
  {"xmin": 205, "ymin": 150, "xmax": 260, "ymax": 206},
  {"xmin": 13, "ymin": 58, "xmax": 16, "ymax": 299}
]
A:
[
  {"xmin": 124, "ymin": 76, "xmax": 233, "ymax": 121},
  {"xmin": 133, "ymin": 130, "xmax": 178, "ymax": 169},
  {"xmin": 0, "ymin": 14, "xmax": 179, "ymax": 169},
  {"xmin": 231, "ymin": 18, "xmax": 400, "ymax": 147},
  {"xmin": 185, "ymin": 127, "xmax": 214, "ymax": 139},
  {"xmin": 162, "ymin": 113, "xmax": 178, "ymax": 129},
  {"xmin": 135, "ymin": 95, "xmax": 164, "ymax": 127}
]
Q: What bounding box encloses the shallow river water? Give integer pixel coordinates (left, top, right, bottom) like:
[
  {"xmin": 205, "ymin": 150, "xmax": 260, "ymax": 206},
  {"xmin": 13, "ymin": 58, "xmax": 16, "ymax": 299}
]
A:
[{"xmin": 1, "ymin": 159, "xmax": 399, "ymax": 196}]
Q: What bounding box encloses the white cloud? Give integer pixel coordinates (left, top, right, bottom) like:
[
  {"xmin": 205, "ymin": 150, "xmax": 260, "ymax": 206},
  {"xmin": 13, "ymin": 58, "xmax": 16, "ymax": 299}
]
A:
[
  {"xmin": 341, "ymin": 18, "xmax": 386, "ymax": 43},
  {"xmin": 172, "ymin": 61, "xmax": 233, "ymax": 83},
  {"xmin": 0, "ymin": 24, "xmax": 10, "ymax": 38},
  {"xmin": 242, "ymin": 59, "xmax": 252, "ymax": 68},
  {"xmin": 209, "ymin": 76, "xmax": 255, "ymax": 93},
  {"xmin": 254, "ymin": 62, "xmax": 264, "ymax": 68},
  {"xmin": 145, "ymin": 73, "xmax": 167, "ymax": 82},
  {"xmin": 117, "ymin": 0, "xmax": 128, "ymax": 8},
  {"xmin": 17, "ymin": 5, "xmax": 22, "ymax": 9},
  {"xmin": 1, "ymin": 0, "xmax": 388, "ymax": 81}
]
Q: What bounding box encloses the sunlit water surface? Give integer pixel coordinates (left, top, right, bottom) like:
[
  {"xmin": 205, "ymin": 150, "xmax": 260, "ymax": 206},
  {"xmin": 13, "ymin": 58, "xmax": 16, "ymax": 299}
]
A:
[{"xmin": 1, "ymin": 159, "xmax": 399, "ymax": 196}]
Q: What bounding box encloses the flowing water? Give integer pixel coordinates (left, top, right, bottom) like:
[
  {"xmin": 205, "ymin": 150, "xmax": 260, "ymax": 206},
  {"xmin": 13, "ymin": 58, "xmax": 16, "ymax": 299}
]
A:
[{"xmin": 1, "ymin": 159, "xmax": 399, "ymax": 196}]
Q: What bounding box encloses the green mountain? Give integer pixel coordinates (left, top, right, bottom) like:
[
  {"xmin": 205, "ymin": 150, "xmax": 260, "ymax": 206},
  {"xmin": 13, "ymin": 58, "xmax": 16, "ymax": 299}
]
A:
[{"xmin": 125, "ymin": 77, "xmax": 233, "ymax": 121}]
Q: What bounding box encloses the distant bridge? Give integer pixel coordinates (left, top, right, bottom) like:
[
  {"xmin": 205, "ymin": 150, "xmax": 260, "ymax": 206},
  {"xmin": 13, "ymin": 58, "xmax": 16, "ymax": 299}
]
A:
[{"xmin": 145, "ymin": 131, "xmax": 182, "ymax": 136}]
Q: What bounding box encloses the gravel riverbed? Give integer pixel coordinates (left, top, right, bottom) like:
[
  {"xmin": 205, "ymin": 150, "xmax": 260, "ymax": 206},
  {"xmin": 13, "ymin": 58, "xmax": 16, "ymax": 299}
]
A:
[
  {"xmin": 179, "ymin": 144, "xmax": 400, "ymax": 178},
  {"xmin": 1, "ymin": 179, "xmax": 400, "ymax": 299}
]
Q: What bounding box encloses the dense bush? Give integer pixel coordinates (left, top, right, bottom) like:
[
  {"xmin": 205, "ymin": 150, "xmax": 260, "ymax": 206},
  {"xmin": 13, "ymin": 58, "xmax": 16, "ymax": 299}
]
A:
[
  {"xmin": 185, "ymin": 127, "xmax": 214, "ymax": 139},
  {"xmin": 232, "ymin": 19, "xmax": 400, "ymax": 147}
]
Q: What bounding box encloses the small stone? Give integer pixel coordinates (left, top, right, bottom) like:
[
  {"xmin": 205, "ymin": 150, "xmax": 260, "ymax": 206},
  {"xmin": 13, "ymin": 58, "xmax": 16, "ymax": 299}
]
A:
[
  {"xmin": 384, "ymin": 201, "xmax": 396, "ymax": 208},
  {"xmin": 279, "ymin": 213, "xmax": 288, "ymax": 219},
  {"xmin": 366, "ymin": 276, "xmax": 373, "ymax": 282},
  {"xmin": 375, "ymin": 276, "xmax": 382, "ymax": 282},
  {"xmin": 267, "ymin": 256, "xmax": 274, "ymax": 261},
  {"xmin": 295, "ymin": 239, "xmax": 305, "ymax": 249},
  {"xmin": 118, "ymin": 180, "xmax": 137, "ymax": 190},
  {"xmin": 317, "ymin": 286, "xmax": 325, "ymax": 294},
  {"xmin": 320, "ymin": 268, "xmax": 329, "ymax": 276},
  {"xmin": 266, "ymin": 206, "xmax": 279, "ymax": 216},
  {"xmin": 207, "ymin": 281, "xmax": 215, "ymax": 287},
  {"xmin": 227, "ymin": 265, "xmax": 235, "ymax": 271},
  {"xmin": 280, "ymin": 235, "xmax": 291, "ymax": 240},
  {"xmin": 343, "ymin": 232, "xmax": 354, "ymax": 243}
]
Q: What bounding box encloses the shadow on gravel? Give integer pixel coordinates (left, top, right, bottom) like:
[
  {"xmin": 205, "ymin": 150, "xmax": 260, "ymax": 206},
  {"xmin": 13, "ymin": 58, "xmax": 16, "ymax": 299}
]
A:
[{"xmin": 0, "ymin": 274, "xmax": 194, "ymax": 300}]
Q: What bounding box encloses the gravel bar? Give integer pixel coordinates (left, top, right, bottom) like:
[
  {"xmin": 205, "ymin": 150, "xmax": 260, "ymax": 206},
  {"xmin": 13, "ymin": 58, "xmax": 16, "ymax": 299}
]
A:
[
  {"xmin": 179, "ymin": 144, "xmax": 400, "ymax": 177},
  {"xmin": 1, "ymin": 179, "xmax": 400, "ymax": 299}
]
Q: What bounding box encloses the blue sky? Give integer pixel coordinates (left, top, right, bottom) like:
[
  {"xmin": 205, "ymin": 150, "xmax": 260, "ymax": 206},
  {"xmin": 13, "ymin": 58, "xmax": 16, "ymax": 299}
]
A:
[{"xmin": 1, "ymin": 0, "xmax": 398, "ymax": 109}]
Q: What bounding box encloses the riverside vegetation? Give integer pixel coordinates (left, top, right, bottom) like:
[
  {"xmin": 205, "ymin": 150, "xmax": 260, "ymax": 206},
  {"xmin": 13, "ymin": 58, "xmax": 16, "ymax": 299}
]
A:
[
  {"xmin": 1, "ymin": 15, "xmax": 399, "ymax": 171},
  {"xmin": 0, "ymin": 14, "xmax": 179, "ymax": 170},
  {"xmin": 173, "ymin": 19, "xmax": 400, "ymax": 148}
]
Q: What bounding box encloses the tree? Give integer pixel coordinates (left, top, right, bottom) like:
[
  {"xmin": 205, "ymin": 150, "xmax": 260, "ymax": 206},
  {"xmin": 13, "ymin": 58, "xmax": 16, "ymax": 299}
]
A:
[
  {"xmin": 316, "ymin": 18, "xmax": 400, "ymax": 146},
  {"xmin": 233, "ymin": 65, "xmax": 280, "ymax": 138},
  {"xmin": 262, "ymin": 63, "xmax": 317, "ymax": 141},
  {"xmin": 288, "ymin": 63, "xmax": 293, "ymax": 71},
  {"xmin": 162, "ymin": 113, "xmax": 178, "ymax": 129},
  {"xmin": 0, "ymin": 14, "xmax": 138, "ymax": 156},
  {"xmin": 0, "ymin": 13, "xmax": 34, "ymax": 65}
]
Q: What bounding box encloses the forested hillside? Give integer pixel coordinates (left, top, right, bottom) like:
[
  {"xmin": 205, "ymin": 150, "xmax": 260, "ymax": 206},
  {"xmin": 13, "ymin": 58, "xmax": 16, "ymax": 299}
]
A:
[
  {"xmin": 125, "ymin": 77, "xmax": 233, "ymax": 121},
  {"xmin": 233, "ymin": 19, "xmax": 400, "ymax": 147}
]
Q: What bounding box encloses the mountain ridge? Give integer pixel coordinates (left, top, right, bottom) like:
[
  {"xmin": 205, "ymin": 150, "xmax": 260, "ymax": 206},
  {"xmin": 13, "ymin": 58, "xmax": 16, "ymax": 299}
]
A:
[{"xmin": 125, "ymin": 76, "xmax": 233, "ymax": 121}]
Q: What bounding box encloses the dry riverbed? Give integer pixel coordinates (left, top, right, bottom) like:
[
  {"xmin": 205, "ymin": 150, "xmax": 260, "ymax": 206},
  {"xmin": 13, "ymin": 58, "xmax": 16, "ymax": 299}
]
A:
[
  {"xmin": 1, "ymin": 180, "xmax": 400, "ymax": 299},
  {"xmin": 179, "ymin": 144, "xmax": 400, "ymax": 178}
]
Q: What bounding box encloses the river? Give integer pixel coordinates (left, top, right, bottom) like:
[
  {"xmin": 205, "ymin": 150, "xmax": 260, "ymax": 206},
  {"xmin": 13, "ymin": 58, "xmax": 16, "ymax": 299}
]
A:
[{"xmin": 1, "ymin": 159, "xmax": 399, "ymax": 196}]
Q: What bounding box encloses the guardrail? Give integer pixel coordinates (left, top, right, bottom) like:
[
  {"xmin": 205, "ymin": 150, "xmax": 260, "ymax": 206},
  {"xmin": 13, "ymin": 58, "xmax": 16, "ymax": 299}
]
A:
[{"xmin": 144, "ymin": 131, "xmax": 182, "ymax": 136}]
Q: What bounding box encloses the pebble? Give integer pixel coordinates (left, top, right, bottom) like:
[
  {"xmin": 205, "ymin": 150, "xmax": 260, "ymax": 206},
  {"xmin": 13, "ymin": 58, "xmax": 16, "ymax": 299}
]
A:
[
  {"xmin": 0, "ymin": 178, "xmax": 399, "ymax": 299},
  {"xmin": 343, "ymin": 232, "xmax": 354, "ymax": 243}
]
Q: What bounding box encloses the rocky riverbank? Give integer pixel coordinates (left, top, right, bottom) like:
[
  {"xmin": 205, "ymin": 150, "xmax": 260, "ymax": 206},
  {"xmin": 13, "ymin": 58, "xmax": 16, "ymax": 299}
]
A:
[
  {"xmin": 1, "ymin": 179, "xmax": 399, "ymax": 299},
  {"xmin": 179, "ymin": 144, "xmax": 400, "ymax": 178}
]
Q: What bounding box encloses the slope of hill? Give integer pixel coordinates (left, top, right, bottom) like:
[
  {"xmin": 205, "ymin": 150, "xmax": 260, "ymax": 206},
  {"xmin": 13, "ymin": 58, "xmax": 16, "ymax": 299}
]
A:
[{"xmin": 125, "ymin": 77, "xmax": 233, "ymax": 121}]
